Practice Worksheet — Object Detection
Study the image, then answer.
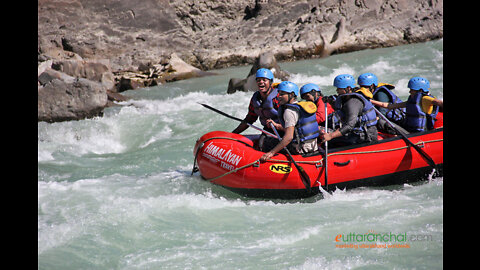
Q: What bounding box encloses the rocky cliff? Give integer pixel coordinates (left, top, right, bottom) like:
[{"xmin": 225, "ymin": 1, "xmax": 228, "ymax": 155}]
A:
[{"xmin": 38, "ymin": 0, "xmax": 443, "ymax": 122}]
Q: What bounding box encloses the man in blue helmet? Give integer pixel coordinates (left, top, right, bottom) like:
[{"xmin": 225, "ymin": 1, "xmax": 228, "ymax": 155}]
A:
[
  {"xmin": 357, "ymin": 72, "xmax": 408, "ymax": 135},
  {"xmin": 260, "ymin": 81, "xmax": 320, "ymax": 162},
  {"xmin": 299, "ymin": 83, "xmax": 334, "ymax": 125},
  {"xmin": 370, "ymin": 77, "xmax": 443, "ymax": 133},
  {"xmin": 232, "ymin": 68, "xmax": 281, "ymax": 150},
  {"xmin": 320, "ymin": 74, "xmax": 379, "ymax": 147}
]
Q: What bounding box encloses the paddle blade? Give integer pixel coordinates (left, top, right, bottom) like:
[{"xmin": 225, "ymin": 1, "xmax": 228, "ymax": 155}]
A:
[
  {"xmin": 401, "ymin": 135, "xmax": 436, "ymax": 169},
  {"xmin": 286, "ymin": 154, "xmax": 311, "ymax": 193},
  {"xmin": 296, "ymin": 165, "xmax": 312, "ymax": 193},
  {"xmin": 373, "ymin": 107, "xmax": 436, "ymax": 169}
]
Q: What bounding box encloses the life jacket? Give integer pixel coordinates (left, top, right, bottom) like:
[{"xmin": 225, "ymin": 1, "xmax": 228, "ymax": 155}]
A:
[
  {"xmin": 372, "ymin": 83, "xmax": 406, "ymax": 123},
  {"xmin": 278, "ymin": 101, "xmax": 320, "ymax": 143},
  {"xmin": 332, "ymin": 92, "xmax": 378, "ymax": 135},
  {"xmin": 355, "ymin": 87, "xmax": 373, "ymax": 99},
  {"xmin": 405, "ymin": 92, "xmax": 439, "ymax": 133},
  {"xmin": 251, "ymin": 87, "xmax": 279, "ymax": 126}
]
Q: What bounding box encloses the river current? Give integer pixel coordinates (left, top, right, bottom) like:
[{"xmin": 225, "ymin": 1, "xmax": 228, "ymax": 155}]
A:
[{"xmin": 38, "ymin": 39, "xmax": 443, "ymax": 269}]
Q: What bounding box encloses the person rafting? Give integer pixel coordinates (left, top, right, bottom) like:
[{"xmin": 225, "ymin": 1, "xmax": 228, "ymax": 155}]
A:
[
  {"xmin": 357, "ymin": 72, "xmax": 409, "ymax": 135},
  {"xmin": 358, "ymin": 73, "xmax": 405, "ymax": 122},
  {"xmin": 299, "ymin": 83, "xmax": 334, "ymax": 125},
  {"xmin": 370, "ymin": 76, "xmax": 443, "ymax": 133},
  {"xmin": 232, "ymin": 68, "xmax": 281, "ymax": 151},
  {"xmin": 260, "ymin": 81, "xmax": 320, "ymax": 162},
  {"xmin": 320, "ymin": 74, "xmax": 379, "ymax": 147}
]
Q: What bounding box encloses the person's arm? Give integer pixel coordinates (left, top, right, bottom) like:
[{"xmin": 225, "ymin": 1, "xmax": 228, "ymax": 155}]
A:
[
  {"xmin": 265, "ymin": 119, "xmax": 283, "ymax": 132},
  {"xmin": 260, "ymin": 126, "xmax": 294, "ymax": 162},
  {"xmin": 320, "ymin": 98, "xmax": 362, "ymax": 142},
  {"xmin": 320, "ymin": 129, "xmax": 342, "ymax": 142},
  {"xmin": 232, "ymin": 102, "xmax": 258, "ymax": 133},
  {"xmin": 432, "ymin": 98, "xmax": 443, "ymax": 108},
  {"xmin": 373, "ymin": 91, "xmax": 390, "ymax": 115},
  {"xmin": 338, "ymin": 98, "xmax": 363, "ymax": 135},
  {"xmin": 260, "ymin": 107, "xmax": 297, "ymax": 161},
  {"xmin": 370, "ymin": 99, "xmax": 406, "ymax": 110},
  {"xmin": 232, "ymin": 122, "xmax": 249, "ymax": 134}
]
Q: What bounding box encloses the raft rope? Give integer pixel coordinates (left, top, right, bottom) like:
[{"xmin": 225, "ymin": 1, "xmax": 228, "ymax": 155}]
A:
[{"xmin": 191, "ymin": 136, "xmax": 443, "ymax": 183}]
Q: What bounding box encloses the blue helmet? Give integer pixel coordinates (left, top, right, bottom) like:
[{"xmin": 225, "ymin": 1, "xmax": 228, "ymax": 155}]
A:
[
  {"xmin": 333, "ymin": 74, "xmax": 355, "ymax": 88},
  {"xmin": 255, "ymin": 68, "xmax": 274, "ymax": 81},
  {"xmin": 277, "ymin": 81, "xmax": 299, "ymax": 96},
  {"xmin": 408, "ymin": 77, "xmax": 430, "ymax": 92},
  {"xmin": 358, "ymin": 73, "xmax": 378, "ymax": 87},
  {"xmin": 300, "ymin": 83, "xmax": 320, "ymax": 96}
]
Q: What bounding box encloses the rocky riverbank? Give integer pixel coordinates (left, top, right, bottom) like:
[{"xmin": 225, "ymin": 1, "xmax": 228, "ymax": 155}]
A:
[{"xmin": 38, "ymin": 0, "xmax": 443, "ymax": 122}]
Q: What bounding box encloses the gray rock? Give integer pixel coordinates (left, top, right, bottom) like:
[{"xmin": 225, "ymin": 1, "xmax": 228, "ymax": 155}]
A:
[
  {"xmin": 37, "ymin": 58, "xmax": 119, "ymax": 122},
  {"xmin": 38, "ymin": 78, "xmax": 108, "ymax": 122},
  {"xmin": 38, "ymin": 0, "xmax": 443, "ymax": 70},
  {"xmin": 227, "ymin": 52, "xmax": 289, "ymax": 94},
  {"xmin": 37, "ymin": 0, "xmax": 443, "ymax": 122},
  {"xmin": 112, "ymin": 52, "xmax": 218, "ymax": 92},
  {"xmin": 51, "ymin": 59, "xmax": 116, "ymax": 91}
]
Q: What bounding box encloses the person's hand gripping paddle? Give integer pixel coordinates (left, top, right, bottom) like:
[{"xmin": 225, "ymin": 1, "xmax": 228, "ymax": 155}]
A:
[{"xmin": 269, "ymin": 123, "xmax": 311, "ymax": 193}]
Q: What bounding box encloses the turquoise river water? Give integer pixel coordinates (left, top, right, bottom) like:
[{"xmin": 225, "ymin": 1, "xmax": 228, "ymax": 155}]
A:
[{"xmin": 38, "ymin": 39, "xmax": 443, "ymax": 269}]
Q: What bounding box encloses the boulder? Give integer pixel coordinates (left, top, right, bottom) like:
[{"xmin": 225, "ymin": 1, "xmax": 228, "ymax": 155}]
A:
[
  {"xmin": 38, "ymin": 78, "xmax": 108, "ymax": 122},
  {"xmin": 38, "ymin": 67, "xmax": 76, "ymax": 86},
  {"xmin": 51, "ymin": 59, "xmax": 116, "ymax": 91},
  {"xmin": 227, "ymin": 52, "xmax": 289, "ymax": 94},
  {"xmin": 160, "ymin": 53, "xmax": 217, "ymax": 82},
  {"xmin": 113, "ymin": 53, "xmax": 217, "ymax": 92},
  {"xmin": 37, "ymin": 57, "xmax": 125, "ymax": 122}
]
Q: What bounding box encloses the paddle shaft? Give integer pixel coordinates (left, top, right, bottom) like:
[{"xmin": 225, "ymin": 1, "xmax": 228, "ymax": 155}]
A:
[
  {"xmin": 269, "ymin": 123, "xmax": 311, "ymax": 193},
  {"xmin": 373, "ymin": 107, "xmax": 436, "ymax": 169},
  {"xmin": 199, "ymin": 103, "xmax": 279, "ymax": 139},
  {"xmin": 324, "ymin": 101, "xmax": 329, "ymax": 190}
]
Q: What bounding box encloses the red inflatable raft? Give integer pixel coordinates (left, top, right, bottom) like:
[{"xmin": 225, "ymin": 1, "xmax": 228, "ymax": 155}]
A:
[{"xmin": 192, "ymin": 114, "xmax": 443, "ymax": 199}]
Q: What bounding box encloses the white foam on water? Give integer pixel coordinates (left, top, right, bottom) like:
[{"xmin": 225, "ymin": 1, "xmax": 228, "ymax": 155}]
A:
[
  {"xmin": 38, "ymin": 91, "xmax": 252, "ymax": 163},
  {"xmin": 287, "ymin": 64, "xmax": 357, "ymax": 94},
  {"xmin": 289, "ymin": 255, "xmax": 381, "ymax": 270},
  {"xmin": 39, "ymin": 40, "xmax": 443, "ymax": 270},
  {"xmin": 38, "ymin": 117, "xmax": 127, "ymax": 160},
  {"xmin": 38, "ymin": 171, "xmax": 254, "ymax": 255},
  {"xmin": 38, "ymin": 149, "xmax": 54, "ymax": 162},
  {"xmin": 38, "ymin": 178, "xmax": 106, "ymax": 252},
  {"xmin": 393, "ymin": 78, "xmax": 411, "ymax": 98},
  {"xmin": 249, "ymin": 225, "xmax": 322, "ymax": 249},
  {"xmin": 362, "ymin": 59, "xmax": 397, "ymax": 76},
  {"xmin": 139, "ymin": 125, "xmax": 173, "ymax": 148}
]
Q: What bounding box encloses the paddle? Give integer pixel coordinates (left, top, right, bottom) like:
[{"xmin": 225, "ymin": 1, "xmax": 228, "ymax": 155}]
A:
[
  {"xmin": 323, "ymin": 101, "xmax": 329, "ymax": 191},
  {"xmin": 269, "ymin": 123, "xmax": 312, "ymax": 193},
  {"xmin": 373, "ymin": 107, "xmax": 436, "ymax": 169},
  {"xmin": 198, "ymin": 103, "xmax": 279, "ymax": 139}
]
